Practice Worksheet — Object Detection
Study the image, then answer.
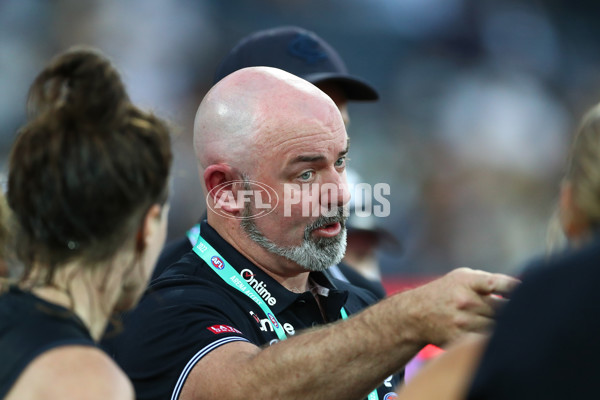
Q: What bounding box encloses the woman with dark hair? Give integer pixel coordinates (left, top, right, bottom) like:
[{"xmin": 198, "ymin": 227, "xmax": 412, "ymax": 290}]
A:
[{"xmin": 0, "ymin": 47, "xmax": 172, "ymax": 400}]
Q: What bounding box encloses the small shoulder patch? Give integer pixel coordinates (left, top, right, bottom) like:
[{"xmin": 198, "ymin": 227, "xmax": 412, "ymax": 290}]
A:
[{"xmin": 207, "ymin": 325, "xmax": 242, "ymax": 335}]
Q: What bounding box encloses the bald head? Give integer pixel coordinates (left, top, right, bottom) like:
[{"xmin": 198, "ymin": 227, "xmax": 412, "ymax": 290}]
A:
[{"xmin": 193, "ymin": 67, "xmax": 345, "ymax": 173}]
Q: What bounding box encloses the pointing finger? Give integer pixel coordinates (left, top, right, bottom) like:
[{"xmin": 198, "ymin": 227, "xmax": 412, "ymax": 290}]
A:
[{"xmin": 470, "ymin": 272, "xmax": 520, "ymax": 297}]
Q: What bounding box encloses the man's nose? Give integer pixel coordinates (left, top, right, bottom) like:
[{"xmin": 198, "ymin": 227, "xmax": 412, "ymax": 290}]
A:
[{"xmin": 321, "ymin": 170, "xmax": 350, "ymax": 209}]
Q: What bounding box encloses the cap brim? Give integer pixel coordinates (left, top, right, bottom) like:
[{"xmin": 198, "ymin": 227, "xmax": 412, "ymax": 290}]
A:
[
  {"xmin": 303, "ymin": 72, "xmax": 379, "ymax": 101},
  {"xmin": 347, "ymin": 226, "xmax": 403, "ymax": 253}
]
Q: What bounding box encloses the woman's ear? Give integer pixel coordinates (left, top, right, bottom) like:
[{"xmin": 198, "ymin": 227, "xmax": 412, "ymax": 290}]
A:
[
  {"xmin": 203, "ymin": 164, "xmax": 245, "ymax": 216},
  {"xmin": 137, "ymin": 204, "xmax": 163, "ymax": 252},
  {"xmin": 559, "ymin": 181, "xmax": 590, "ymax": 243}
]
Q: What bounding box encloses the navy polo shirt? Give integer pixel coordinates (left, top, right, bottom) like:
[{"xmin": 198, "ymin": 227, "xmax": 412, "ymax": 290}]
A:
[{"xmin": 110, "ymin": 221, "xmax": 401, "ymax": 400}]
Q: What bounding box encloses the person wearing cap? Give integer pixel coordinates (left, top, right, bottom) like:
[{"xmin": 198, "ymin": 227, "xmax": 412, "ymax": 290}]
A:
[
  {"xmin": 331, "ymin": 168, "xmax": 401, "ymax": 298},
  {"xmin": 107, "ymin": 65, "xmax": 518, "ymax": 400},
  {"xmin": 152, "ymin": 26, "xmax": 393, "ymax": 299}
]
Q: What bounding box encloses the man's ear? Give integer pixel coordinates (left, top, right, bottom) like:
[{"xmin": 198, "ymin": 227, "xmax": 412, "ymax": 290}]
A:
[
  {"xmin": 203, "ymin": 164, "xmax": 244, "ymax": 216},
  {"xmin": 559, "ymin": 181, "xmax": 590, "ymax": 242}
]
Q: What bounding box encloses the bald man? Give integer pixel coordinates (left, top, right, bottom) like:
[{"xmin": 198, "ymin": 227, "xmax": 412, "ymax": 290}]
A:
[
  {"xmin": 110, "ymin": 67, "xmax": 519, "ymax": 400},
  {"xmin": 151, "ymin": 25, "xmax": 389, "ymax": 300}
]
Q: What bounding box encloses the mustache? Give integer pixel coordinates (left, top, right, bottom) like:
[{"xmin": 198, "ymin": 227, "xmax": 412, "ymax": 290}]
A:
[{"xmin": 305, "ymin": 207, "xmax": 347, "ymax": 233}]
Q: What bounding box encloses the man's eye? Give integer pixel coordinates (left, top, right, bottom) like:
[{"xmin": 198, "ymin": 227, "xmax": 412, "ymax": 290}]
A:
[
  {"xmin": 299, "ymin": 171, "xmax": 314, "ymax": 181},
  {"xmin": 335, "ymin": 157, "xmax": 346, "ymax": 167}
]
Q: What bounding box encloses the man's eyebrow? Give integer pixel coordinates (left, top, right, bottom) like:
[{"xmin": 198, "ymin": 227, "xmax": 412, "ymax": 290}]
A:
[
  {"xmin": 290, "ymin": 145, "xmax": 350, "ymax": 164},
  {"xmin": 288, "ymin": 139, "xmax": 350, "ymax": 165},
  {"xmin": 340, "ymin": 142, "xmax": 349, "ymax": 157},
  {"xmin": 292, "ymin": 154, "xmax": 326, "ymax": 164}
]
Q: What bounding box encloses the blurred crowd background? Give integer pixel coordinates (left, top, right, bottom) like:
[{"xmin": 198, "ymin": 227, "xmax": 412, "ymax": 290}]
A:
[{"xmin": 2, "ymin": 0, "xmax": 600, "ymax": 283}]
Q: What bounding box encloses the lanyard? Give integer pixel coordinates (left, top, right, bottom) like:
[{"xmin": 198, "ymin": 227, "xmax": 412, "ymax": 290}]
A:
[
  {"xmin": 187, "ymin": 223, "xmax": 201, "ymax": 246},
  {"xmin": 193, "ymin": 234, "xmax": 288, "ymax": 340},
  {"xmin": 191, "ymin": 228, "xmax": 378, "ymax": 400}
]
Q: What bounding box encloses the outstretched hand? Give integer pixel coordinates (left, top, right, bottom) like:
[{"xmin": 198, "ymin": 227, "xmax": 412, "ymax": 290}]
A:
[{"xmin": 397, "ymin": 267, "xmax": 520, "ymax": 346}]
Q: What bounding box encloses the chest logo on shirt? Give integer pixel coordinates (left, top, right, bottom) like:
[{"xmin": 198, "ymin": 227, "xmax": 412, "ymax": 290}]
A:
[
  {"xmin": 249, "ymin": 311, "xmax": 296, "ymax": 336},
  {"xmin": 241, "ymin": 268, "xmax": 277, "ymax": 306},
  {"xmin": 383, "ymin": 393, "xmax": 398, "ymax": 400},
  {"xmin": 211, "ymin": 256, "xmax": 225, "ymax": 270},
  {"xmin": 267, "ymin": 313, "xmax": 279, "ymax": 329}
]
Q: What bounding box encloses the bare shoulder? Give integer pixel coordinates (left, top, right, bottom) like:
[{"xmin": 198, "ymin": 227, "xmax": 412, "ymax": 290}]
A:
[
  {"xmin": 6, "ymin": 345, "xmax": 133, "ymax": 400},
  {"xmin": 397, "ymin": 334, "xmax": 489, "ymax": 400}
]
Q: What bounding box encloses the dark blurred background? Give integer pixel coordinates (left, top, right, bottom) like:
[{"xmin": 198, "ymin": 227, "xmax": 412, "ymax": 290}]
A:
[{"xmin": 2, "ymin": 0, "xmax": 600, "ymax": 284}]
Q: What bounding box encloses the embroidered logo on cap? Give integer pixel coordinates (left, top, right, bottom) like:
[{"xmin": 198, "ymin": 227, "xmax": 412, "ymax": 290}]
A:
[{"xmin": 287, "ymin": 34, "xmax": 327, "ymax": 64}]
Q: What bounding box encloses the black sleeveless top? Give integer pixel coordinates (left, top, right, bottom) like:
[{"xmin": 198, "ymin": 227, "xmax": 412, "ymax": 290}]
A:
[
  {"xmin": 467, "ymin": 237, "xmax": 600, "ymax": 399},
  {"xmin": 0, "ymin": 286, "xmax": 94, "ymax": 398}
]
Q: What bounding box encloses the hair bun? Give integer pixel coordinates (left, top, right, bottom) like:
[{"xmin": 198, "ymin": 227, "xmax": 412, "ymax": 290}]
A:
[{"xmin": 27, "ymin": 46, "xmax": 130, "ymax": 125}]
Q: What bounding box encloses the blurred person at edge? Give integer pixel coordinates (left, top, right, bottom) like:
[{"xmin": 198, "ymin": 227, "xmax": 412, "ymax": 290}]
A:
[
  {"xmin": 0, "ymin": 194, "xmax": 11, "ymax": 278},
  {"xmin": 153, "ymin": 26, "xmax": 400, "ymax": 300},
  {"xmin": 108, "ymin": 66, "xmax": 519, "ymax": 400},
  {"xmin": 0, "ymin": 47, "xmax": 172, "ymax": 400},
  {"xmin": 396, "ymin": 102, "xmax": 600, "ymax": 400}
]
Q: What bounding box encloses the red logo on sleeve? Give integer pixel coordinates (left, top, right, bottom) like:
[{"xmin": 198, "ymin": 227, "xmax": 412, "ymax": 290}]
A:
[{"xmin": 207, "ymin": 325, "xmax": 243, "ymax": 335}]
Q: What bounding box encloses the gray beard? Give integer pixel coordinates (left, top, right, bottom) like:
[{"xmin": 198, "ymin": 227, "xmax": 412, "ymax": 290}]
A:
[{"xmin": 240, "ymin": 206, "xmax": 347, "ymax": 272}]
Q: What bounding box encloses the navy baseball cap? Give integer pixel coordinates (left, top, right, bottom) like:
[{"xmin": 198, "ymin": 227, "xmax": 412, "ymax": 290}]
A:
[{"xmin": 214, "ymin": 26, "xmax": 379, "ymax": 101}]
